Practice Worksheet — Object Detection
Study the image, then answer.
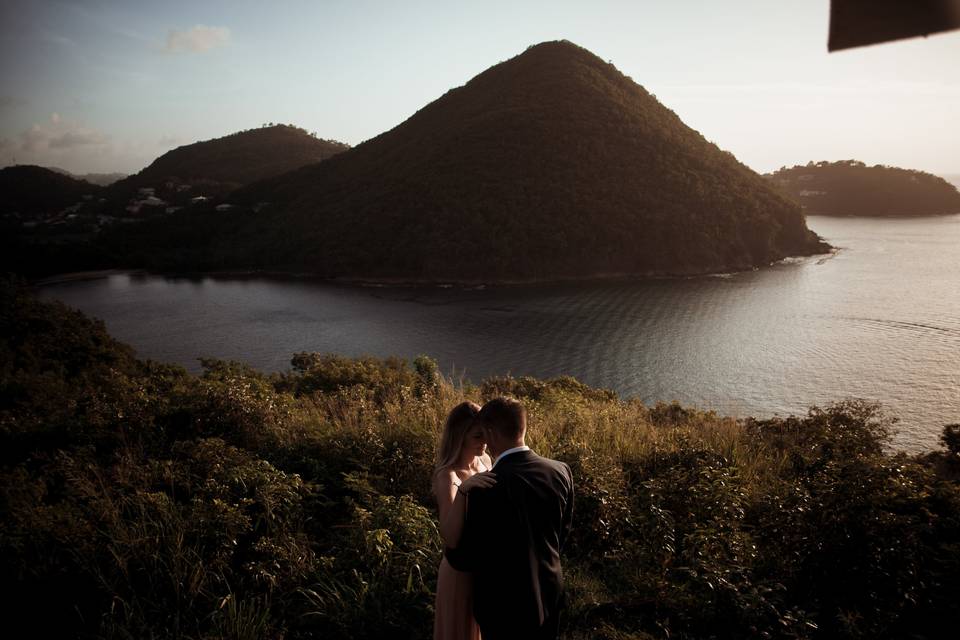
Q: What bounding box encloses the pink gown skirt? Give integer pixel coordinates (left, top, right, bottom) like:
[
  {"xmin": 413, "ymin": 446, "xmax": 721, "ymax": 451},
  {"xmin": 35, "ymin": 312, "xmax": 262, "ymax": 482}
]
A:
[{"xmin": 434, "ymin": 555, "xmax": 481, "ymax": 640}]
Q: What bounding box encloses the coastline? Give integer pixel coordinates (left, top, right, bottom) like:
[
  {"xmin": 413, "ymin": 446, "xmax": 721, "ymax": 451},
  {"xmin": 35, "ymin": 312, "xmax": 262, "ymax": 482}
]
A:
[
  {"xmin": 32, "ymin": 268, "xmax": 150, "ymax": 287},
  {"xmin": 803, "ymin": 210, "xmax": 960, "ymax": 218},
  {"xmin": 31, "ymin": 246, "xmax": 837, "ymax": 291}
]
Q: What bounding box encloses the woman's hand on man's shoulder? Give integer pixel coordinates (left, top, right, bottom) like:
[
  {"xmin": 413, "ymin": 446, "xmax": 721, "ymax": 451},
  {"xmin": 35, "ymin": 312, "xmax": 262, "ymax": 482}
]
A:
[{"xmin": 459, "ymin": 470, "xmax": 497, "ymax": 495}]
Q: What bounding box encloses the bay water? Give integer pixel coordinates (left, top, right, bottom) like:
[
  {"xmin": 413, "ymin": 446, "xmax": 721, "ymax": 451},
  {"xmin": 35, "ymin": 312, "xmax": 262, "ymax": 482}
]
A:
[{"xmin": 38, "ymin": 215, "xmax": 960, "ymax": 452}]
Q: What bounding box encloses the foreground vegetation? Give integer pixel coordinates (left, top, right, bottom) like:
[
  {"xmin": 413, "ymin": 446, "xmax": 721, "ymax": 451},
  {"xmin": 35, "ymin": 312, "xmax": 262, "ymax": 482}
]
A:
[{"xmin": 2, "ymin": 278, "xmax": 958, "ymax": 639}]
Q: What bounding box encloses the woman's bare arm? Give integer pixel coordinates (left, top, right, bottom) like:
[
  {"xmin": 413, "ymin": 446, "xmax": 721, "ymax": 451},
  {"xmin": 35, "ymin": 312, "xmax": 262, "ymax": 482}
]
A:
[
  {"xmin": 434, "ymin": 469, "xmax": 496, "ymax": 548},
  {"xmin": 435, "ymin": 470, "xmax": 467, "ymax": 547}
]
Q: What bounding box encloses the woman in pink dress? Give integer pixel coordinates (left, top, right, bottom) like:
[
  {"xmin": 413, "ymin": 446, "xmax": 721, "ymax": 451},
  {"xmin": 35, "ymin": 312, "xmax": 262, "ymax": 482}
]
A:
[{"xmin": 433, "ymin": 401, "xmax": 495, "ymax": 640}]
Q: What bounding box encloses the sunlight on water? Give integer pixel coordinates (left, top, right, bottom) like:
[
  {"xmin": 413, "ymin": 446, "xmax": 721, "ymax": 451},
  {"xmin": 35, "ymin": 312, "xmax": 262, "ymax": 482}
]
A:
[{"xmin": 39, "ymin": 215, "xmax": 960, "ymax": 452}]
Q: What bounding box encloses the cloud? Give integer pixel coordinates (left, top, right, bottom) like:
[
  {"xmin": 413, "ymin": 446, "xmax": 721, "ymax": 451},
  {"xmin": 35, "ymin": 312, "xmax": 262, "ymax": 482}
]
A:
[
  {"xmin": 0, "ymin": 96, "xmax": 28, "ymax": 110},
  {"xmin": 1, "ymin": 112, "xmax": 152, "ymax": 173},
  {"xmin": 164, "ymin": 25, "xmax": 230, "ymax": 54},
  {"xmin": 21, "ymin": 124, "xmax": 48, "ymax": 152},
  {"xmin": 158, "ymin": 134, "xmax": 182, "ymax": 147},
  {"xmin": 17, "ymin": 117, "xmax": 111, "ymax": 153},
  {"xmin": 49, "ymin": 129, "xmax": 110, "ymax": 149}
]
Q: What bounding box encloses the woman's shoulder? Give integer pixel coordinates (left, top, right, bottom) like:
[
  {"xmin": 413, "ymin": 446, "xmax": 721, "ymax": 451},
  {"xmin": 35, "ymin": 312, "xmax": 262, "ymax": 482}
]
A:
[
  {"xmin": 433, "ymin": 466, "xmax": 462, "ymax": 490},
  {"xmin": 480, "ymin": 452, "xmax": 493, "ymax": 471}
]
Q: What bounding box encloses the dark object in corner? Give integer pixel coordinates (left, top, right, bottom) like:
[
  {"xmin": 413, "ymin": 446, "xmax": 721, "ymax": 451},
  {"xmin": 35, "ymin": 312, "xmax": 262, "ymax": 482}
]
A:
[{"xmin": 829, "ymin": 0, "xmax": 960, "ymax": 51}]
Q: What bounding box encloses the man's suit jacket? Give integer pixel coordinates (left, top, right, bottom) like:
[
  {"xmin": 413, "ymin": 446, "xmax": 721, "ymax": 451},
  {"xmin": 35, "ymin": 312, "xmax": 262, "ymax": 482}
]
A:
[{"xmin": 445, "ymin": 449, "xmax": 574, "ymax": 636}]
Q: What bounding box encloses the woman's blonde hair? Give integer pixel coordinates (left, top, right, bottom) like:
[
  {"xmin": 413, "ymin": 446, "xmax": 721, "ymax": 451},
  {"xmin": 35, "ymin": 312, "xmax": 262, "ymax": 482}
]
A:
[{"xmin": 434, "ymin": 401, "xmax": 481, "ymax": 481}]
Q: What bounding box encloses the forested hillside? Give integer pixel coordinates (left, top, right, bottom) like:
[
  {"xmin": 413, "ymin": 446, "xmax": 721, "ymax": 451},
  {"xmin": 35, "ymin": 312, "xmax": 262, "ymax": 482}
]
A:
[
  {"xmin": 109, "ymin": 124, "xmax": 349, "ymax": 198},
  {"xmin": 106, "ymin": 41, "xmax": 828, "ymax": 281},
  {"xmin": 0, "ymin": 165, "xmax": 101, "ymax": 215},
  {"xmin": 769, "ymin": 161, "xmax": 960, "ymax": 216}
]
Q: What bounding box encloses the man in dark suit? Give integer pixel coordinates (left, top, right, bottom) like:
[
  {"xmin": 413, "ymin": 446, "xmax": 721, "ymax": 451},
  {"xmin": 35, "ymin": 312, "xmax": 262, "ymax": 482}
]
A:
[{"xmin": 445, "ymin": 397, "xmax": 575, "ymax": 640}]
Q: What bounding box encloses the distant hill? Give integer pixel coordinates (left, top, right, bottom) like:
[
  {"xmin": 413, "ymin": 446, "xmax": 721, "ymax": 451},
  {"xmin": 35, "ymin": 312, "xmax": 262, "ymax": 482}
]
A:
[
  {"xmin": 0, "ymin": 165, "xmax": 101, "ymax": 215},
  {"xmin": 769, "ymin": 161, "xmax": 960, "ymax": 216},
  {"xmin": 121, "ymin": 41, "xmax": 825, "ymax": 281},
  {"xmin": 77, "ymin": 172, "xmax": 128, "ymax": 187},
  {"xmin": 109, "ymin": 124, "xmax": 349, "ymax": 198},
  {"xmin": 49, "ymin": 167, "xmax": 128, "ymax": 186}
]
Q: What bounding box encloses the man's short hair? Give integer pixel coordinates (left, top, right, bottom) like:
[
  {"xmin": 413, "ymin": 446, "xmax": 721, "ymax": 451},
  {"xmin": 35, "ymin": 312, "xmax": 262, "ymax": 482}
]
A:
[{"xmin": 479, "ymin": 396, "xmax": 526, "ymax": 439}]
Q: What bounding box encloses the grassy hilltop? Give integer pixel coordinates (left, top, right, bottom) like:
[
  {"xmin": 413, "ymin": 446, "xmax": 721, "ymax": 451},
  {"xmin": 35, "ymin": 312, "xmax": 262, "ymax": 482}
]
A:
[{"xmin": 2, "ymin": 279, "xmax": 959, "ymax": 639}]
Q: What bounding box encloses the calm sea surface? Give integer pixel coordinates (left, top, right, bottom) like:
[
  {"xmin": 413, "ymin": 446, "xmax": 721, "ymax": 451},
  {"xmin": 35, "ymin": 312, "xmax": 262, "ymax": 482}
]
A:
[{"xmin": 38, "ymin": 215, "xmax": 960, "ymax": 452}]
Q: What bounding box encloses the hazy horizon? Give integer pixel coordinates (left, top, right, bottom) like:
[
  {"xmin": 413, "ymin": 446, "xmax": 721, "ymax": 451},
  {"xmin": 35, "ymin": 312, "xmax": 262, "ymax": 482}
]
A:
[{"xmin": 2, "ymin": 0, "xmax": 958, "ymax": 177}]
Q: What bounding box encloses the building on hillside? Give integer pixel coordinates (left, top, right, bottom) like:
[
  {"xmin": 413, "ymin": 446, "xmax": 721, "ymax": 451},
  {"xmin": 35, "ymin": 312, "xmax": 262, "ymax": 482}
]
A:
[
  {"xmin": 126, "ymin": 195, "xmax": 167, "ymax": 215},
  {"xmin": 141, "ymin": 196, "xmax": 167, "ymax": 208}
]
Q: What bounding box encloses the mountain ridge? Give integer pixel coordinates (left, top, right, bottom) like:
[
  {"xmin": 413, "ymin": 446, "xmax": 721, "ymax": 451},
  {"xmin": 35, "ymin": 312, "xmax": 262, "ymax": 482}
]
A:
[
  {"xmin": 108, "ymin": 40, "xmax": 829, "ymax": 281},
  {"xmin": 48, "ymin": 167, "xmax": 128, "ymax": 187},
  {"xmin": 0, "ymin": 165, "xmax": 102, "ymax": 215},
  {"xmin": 108, "ymin": 124, "xmax": 349, "ymax": 198}
]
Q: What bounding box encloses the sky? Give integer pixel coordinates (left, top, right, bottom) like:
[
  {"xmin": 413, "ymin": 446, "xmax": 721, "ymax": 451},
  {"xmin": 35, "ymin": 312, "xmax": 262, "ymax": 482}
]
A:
[{"xmin": 1, "ymin": 0, "xmax": 958, "ymax": 176}]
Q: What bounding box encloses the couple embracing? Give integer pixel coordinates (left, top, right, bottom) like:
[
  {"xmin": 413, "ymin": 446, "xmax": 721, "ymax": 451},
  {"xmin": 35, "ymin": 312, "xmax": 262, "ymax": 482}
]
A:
[{"xmin": 432, "ymin": 397, "xmax": 575, "ymax": 640}]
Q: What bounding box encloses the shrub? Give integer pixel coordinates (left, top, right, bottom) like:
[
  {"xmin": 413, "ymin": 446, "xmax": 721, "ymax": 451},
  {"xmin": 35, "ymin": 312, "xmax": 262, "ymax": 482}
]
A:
[
  {"xmin": 295, "ymin": 473, "xmax": 440, "ymax": 638},
  {"xmin": 281, "ymin": 352, "xmax": 420, "ymax": 401},
  {"xmin": 941, "ymin": 423, "xmax": 960, "ymax": 456}
]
